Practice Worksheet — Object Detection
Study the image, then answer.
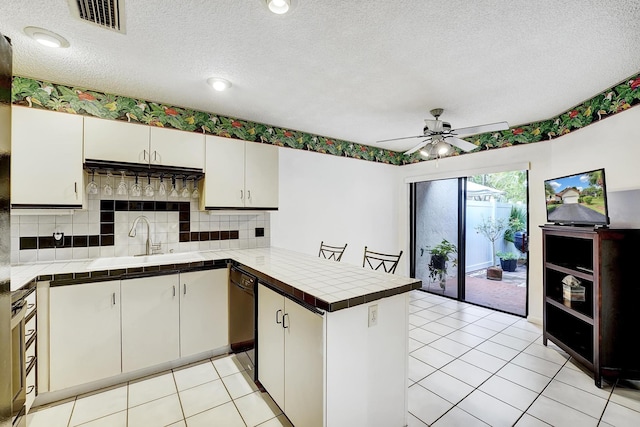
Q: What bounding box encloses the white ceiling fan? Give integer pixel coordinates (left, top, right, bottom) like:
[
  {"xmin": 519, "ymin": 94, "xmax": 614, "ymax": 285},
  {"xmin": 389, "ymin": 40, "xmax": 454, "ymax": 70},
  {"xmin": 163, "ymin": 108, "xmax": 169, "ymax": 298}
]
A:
[{"xmin": 378, "ymin": 108, "xmax": 509, "ymax": 158}]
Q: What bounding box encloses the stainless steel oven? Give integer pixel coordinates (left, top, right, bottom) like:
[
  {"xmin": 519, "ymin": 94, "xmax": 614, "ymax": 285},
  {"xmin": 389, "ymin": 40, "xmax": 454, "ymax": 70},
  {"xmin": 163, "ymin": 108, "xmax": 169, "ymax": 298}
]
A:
[{"xmin": 229, "ymin": 266, "xmax": 256, "ymax": 353}]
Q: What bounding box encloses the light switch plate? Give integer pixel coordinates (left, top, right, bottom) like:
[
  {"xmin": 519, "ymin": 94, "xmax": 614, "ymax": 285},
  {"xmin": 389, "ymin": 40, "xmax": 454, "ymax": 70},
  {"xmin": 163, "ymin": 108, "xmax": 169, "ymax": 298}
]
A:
[{"xmin": 368, "ymin": 304, "xmax": 378, "ymax": 327}]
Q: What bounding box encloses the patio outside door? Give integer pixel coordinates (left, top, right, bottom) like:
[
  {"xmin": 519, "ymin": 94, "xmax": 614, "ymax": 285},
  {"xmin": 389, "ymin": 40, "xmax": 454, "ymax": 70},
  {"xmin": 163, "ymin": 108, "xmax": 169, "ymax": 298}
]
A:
[
  {"xmin": 411, "ymin": 171, "xmax": 528, "ymax": 317},
  {"xmin": 413, "ymin": 178, "xmax": 460, "ymax": 300}
]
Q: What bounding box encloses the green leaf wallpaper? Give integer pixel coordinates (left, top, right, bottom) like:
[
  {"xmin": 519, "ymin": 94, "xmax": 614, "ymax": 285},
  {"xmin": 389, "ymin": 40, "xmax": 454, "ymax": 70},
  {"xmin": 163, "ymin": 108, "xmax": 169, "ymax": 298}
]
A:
[{"xmin": 11, "ymin": 72, "xmax": 640, "ymax": 165}]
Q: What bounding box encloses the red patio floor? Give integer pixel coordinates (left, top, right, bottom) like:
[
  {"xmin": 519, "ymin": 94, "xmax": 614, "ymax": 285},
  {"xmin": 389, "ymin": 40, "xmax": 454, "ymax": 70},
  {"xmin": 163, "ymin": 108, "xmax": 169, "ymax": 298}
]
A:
[{"xmin": 420, "ymin": 266, "xmax": 528, "ymax": 317}]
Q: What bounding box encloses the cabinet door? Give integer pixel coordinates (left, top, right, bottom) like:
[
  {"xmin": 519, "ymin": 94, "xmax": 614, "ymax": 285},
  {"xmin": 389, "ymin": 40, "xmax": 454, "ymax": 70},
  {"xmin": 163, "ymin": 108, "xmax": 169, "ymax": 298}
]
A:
[
  {"xmin": 245, "ymin": 142, "xmax": 279, "ymax": 209},
  {"xmin": 84, "ymin": 116, "xmax": 150, "ymax": 164},
  {"xmin": 150, "ymin": 127, "xmax": 205, "ymax": 169},
  {"xmin": 11, "ymin": 107, "xmax": 84, "ymax": 207},
  {"xmin": 204, "ymin": 135, "xmax": 245, "ymax": 208},
  {"xmin": 284, "ymin": 299, "xmax": 324, "ymax": 427},
  {"xmin": 49, "ymin": 280, "xmax": 121, "ymax": 390},
  {"xmin": 121, "ymin": 275, "xmax": 180, "ymax": 372},
  {"xmin": 257, "ymin": 284, "xmax": 285, "ymax": 409},
  {"xmin": 179, "ymin": 269, "xmax": 229, "ymax": 357}
]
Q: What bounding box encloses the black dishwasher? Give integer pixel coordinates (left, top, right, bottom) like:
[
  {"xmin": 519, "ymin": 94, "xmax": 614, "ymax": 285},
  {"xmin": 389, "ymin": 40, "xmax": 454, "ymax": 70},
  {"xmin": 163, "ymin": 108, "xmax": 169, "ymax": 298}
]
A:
[{"xmin": 229, "ymin": 266, "xmax": 257, "ymax": 352}]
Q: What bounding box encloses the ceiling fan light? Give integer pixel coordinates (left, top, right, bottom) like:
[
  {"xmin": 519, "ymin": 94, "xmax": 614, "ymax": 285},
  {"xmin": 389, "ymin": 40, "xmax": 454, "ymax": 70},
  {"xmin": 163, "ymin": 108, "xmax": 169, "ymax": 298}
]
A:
[
  {"xmin": 434, "ymin": 139, "xmax": 451, "ymax": 156},
  {"xmin": 267, "ymin": 0, "xmax": 290, "ymax": 14}
]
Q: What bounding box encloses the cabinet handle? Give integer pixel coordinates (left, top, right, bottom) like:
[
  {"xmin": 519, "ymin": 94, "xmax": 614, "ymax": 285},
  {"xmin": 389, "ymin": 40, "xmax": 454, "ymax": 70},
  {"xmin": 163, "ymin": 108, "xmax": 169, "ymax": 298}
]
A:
[
  {"xmin": 25, "ymin": 329, "xmax": 35, "ymax": 338},
  {"xmin": 247, "ymin": 190, "xmax": 251, "ymax": 200},
  {"xmin": 112, "ymin": 292, "xmax": 116, "ymax": 305},
  {"xmin": 240, "ymin": 190, "xmax": 243, "ymax": 200},
  {"xmin": 282, "ymin": 313, "xmax": 289, "ymax": 329},
  {"xmin": 27, "ymin": 303, "xmax": 35, "ymax": 310},
  {"xmin": 173, "ymin": 285, "xmax": 176, "ymax": 297},
  {"xmin": 26, "ymin": 385, "xmax": 35, "ymax": 395},
  {"xmin": 276, "ymin": 309, "xmax": 283, "ymax": 324},
  {"xmin": 153, "ymin": 151, "xmax": 158, "ymax": 162},
  {"xmin": 74, "ymin": 182, "xmax": 77, "ymax": 194},
  {"xmin": 25, "ymin": 355, "xmax": 35, "ymax": 366},
  {"xmin": 183, "ymin": 284, "xmax": 187, "ymax": 295},
  {"xmin": 143, "ymin": 149, "xmax": 148, "ymax": 161}
]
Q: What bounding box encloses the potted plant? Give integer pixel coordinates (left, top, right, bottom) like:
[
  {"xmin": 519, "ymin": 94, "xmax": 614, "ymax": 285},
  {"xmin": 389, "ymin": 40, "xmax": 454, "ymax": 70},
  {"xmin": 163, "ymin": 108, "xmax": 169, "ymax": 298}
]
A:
[
  {"xmin": 421, "ymin": 239, "xmax": 457, "ymax": 289},
  {"xmin": 496, "ymin": 251, "xmax": 518, "ymax": 272},
  {"xmin": 475, "ymin": 216, "xmax": 508, "ymax": 280}
]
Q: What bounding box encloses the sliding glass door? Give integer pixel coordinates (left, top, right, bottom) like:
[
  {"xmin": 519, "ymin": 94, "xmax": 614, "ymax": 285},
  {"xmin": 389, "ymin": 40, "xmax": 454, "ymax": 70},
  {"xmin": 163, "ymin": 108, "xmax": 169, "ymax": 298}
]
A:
[
  {"xmin": 411, "ymin": 171, "xmax": 528, "ymax": 317},
  {"xmin": 413, "ymin": 178, "xmax": 460, "ymax": 300}
]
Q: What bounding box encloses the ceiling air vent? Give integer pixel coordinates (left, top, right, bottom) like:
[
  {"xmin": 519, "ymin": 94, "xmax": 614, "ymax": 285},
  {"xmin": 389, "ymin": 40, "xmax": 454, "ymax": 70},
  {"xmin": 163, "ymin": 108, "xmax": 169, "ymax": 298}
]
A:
[{"xmin": 68, "ymin": 0, "xmax": 126, "ymax": 34}]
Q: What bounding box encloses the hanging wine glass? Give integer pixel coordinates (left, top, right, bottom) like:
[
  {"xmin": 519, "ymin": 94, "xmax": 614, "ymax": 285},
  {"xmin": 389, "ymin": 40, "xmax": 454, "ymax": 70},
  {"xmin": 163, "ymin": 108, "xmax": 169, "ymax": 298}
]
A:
[
  {"xmin": 144, "ymin": 174, "xmax": 155, "ymax": 197},
  {"xmin": 117, "ymin": 171, "xmax": 128, "ymax": 196},
  {"xmin": 103, "ymin": 171, "xmax": 113, "ymax": 196},
  {"xmin": 158, "ymin": 174, "xmax": 167, "ymax": 197},
  {"xmin": 86, "ymin": 169, "xmax": 98, "ymax": 195},
  {"xmin": 192, "ymin": 178, "xmax": 200, "ymax": 199},
  {"xmin": 169, "ymin": 175, "xmax": 179, "ymax": 198},
  {"xmin": 131, "ymin": 173, "xmax": 142, "ymax": 197},
  {"xmin": 181, "ymin": 177, "xmax": 190, "ymax": 198}
]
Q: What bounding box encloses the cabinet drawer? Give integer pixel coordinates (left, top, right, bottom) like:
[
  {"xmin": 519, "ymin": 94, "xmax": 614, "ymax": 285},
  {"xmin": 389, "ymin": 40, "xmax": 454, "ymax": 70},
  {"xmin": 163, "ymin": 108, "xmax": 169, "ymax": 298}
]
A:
[
  {"xmin": 25, "ymin": 290, "xmax": 36, "ymax": 318},
  {"xmin": 25, "ymin": 338, "xmax": 36, "ymax": 373},
  {"xmin": 24, "ymin": 314, "xmax": 36, "ymax": 344},
  {"xmin": 25, "ymin": 366, "xmax": 36, "ymax": 412}
]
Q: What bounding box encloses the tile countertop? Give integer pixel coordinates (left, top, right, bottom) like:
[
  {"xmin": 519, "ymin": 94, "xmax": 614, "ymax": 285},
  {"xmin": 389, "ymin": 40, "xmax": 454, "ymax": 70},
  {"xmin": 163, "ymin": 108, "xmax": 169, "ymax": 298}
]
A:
[{"xmin": 10, "ymin": 247, "xmax": 421, "ymax": 312}]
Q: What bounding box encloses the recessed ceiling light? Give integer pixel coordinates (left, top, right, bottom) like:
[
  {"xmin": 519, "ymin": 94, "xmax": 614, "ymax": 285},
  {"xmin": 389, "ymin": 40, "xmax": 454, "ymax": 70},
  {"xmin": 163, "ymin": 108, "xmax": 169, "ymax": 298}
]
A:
[
  {"xmin": 267, "ymin": 0, "xmax": 291, "ymax": 14},
  {"xmin": 207, "ymin": 77, "xmax": 232, "ymax": 92},
  {"xmin": 24, "ymin": 26, "xmax": 69, "ymax": 48}
]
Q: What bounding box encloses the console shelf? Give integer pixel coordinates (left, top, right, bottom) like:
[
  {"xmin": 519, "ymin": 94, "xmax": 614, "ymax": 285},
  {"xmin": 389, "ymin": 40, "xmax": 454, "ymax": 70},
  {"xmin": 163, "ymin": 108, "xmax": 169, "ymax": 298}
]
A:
[{"xmin": 542, "ymin": 225, "xmax": 640, "ymax": 387}]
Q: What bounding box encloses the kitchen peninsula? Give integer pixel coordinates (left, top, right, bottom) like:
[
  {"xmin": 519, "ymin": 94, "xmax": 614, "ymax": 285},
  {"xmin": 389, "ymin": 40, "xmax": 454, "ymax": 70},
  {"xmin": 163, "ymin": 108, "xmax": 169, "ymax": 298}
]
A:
[{"xmin": 11, "ymin": 247, "xmax": 420, "ymax": 427}]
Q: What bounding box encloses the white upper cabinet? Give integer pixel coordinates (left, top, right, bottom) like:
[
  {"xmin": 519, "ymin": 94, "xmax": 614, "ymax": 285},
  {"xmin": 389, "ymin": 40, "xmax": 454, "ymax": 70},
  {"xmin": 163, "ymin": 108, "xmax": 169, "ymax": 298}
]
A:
[
  {"xmin": 203, "ymin": 135, "xmax": 279, "ymax": 210},
  {"xmin": 204, "ymin": 136, "xmax": 245, "ymax": 208},
  {"xmin": 11, "ymin": 106, "xmax": 84, "ymax": 208},
  {"xmin": 149, "ymin": 127, "xmax": 204, "ymax": 169},
  {"xmin": 245, "ymin": 141, "xmax": 279, "ymax": 209},
  {"xmin": 84, "ymin": 116, "xmax": 150, "ymax": 164},
  {"xmin": 84, "ymin": 116, "xmax": 204, "ymax": 170}
]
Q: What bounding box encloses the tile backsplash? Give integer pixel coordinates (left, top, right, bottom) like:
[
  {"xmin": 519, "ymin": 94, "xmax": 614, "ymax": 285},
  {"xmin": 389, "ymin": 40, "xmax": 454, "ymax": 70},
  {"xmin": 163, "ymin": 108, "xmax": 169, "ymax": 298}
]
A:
[{"xmin": 11, "ymin": 175, "xmax": 270, "ymax": 264}]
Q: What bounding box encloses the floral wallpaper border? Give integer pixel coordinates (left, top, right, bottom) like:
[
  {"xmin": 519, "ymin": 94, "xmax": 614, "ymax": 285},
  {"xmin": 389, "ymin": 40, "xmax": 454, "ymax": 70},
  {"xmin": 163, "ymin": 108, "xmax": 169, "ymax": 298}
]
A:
[{"xmin": 11, "ymin": 72, "xmax": 640, "ymax": 166}]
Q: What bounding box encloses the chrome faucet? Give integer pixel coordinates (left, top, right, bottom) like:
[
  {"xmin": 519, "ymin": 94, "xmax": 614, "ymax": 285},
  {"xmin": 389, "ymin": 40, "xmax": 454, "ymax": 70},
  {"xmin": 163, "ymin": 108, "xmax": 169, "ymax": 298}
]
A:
[{"xmin": 128, "ymin": 215, "xmax": 161, "ymax": 255}]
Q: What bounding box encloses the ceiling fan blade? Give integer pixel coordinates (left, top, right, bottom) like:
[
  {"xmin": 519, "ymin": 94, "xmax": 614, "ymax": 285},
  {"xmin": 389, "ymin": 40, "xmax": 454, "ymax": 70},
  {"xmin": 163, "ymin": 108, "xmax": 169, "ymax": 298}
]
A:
[
  {"xmin": 446, "ymin": 136, "xmax": 478, "ymax": 152},
  {"xmin": 403, "ymin": 139, "xmax": 431, "ymax": 155},
  {"xmin": 376, "ymin": 134, "xmax": 427, "ymax": 143},
  {"xmin": 451, "ymin": 121, "xmax": 509, "ymax": 137}
]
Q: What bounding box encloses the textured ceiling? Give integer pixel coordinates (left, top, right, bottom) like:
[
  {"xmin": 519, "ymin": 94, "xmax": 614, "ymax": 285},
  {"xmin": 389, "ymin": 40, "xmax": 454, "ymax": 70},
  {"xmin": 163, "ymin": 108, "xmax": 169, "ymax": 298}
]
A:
[{"xmin": 1, "ymin": 1, "xmax": 640, "ymax": 153}]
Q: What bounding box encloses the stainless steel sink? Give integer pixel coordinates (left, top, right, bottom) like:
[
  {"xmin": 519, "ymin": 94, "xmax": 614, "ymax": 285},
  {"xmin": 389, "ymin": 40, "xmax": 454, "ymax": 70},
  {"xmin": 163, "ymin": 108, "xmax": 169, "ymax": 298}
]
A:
[{"xmin": 88, "ymin": 252, "xmax": 205, "ymax": 269}]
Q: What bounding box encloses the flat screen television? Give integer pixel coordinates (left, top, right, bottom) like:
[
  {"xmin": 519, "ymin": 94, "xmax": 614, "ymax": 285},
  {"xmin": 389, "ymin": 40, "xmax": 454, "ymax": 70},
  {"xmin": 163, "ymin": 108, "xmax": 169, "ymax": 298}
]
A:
[{"xmin": 545, "ymin": 168, "xmax": 610, "ymax": 226}]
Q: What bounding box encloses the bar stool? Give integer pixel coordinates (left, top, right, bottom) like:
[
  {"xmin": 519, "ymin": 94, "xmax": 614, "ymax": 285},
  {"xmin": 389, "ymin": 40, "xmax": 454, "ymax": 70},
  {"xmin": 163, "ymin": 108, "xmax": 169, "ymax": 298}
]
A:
[
  {"xmin": 363, "ymin": 246, "xmax": 403, "ymax": 273},
  {"xmin": 318, "ymin": 241, "xmax": 348, "ymax": 261}
]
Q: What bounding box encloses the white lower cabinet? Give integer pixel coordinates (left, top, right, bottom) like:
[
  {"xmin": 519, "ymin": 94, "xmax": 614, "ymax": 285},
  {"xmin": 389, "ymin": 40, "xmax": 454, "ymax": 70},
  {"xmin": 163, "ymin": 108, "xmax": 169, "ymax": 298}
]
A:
[
  {"xmin": 47, "ymin": 269, "xmax": 230, "ymax": 391},
  {"xmin": 49, "ymin": 280, "xmax": 121, "ymax": 391},
  {"xmin": 179, "ymin": 269, "xmax": 229, "ymax": 357},
  {"xmin": 257, "ymin": 284, "xmax": 324, "ymax": 427},
  {"xmin": 121, "ymin": 274, "xmax": 180, "ymax": 373}
]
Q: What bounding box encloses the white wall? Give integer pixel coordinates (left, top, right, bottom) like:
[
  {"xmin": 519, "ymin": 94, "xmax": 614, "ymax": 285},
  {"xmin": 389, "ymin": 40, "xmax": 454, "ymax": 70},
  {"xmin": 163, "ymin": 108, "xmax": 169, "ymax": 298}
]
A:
[
  {"xmin": 398, "ymin": 105, "xmax": 640, "ymax": 324},
  {"xmin": 271, "ymin": 148, "xmax": 401, "ymax": 267},
  {"xmin": 271, "ymin": 106, "xmax": 640, "ymax": 323}
]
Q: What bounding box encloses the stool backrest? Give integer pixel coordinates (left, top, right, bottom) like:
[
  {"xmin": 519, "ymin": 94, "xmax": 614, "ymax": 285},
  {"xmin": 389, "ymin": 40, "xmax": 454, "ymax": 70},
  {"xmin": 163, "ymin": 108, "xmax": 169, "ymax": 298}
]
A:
[
  {"xmin": 363, "ymin": 246, "xmax": 403, "ymax": 274},
  {"xmin": 319, "ymin": 241, "xmax": 348, "ymax": 262}
]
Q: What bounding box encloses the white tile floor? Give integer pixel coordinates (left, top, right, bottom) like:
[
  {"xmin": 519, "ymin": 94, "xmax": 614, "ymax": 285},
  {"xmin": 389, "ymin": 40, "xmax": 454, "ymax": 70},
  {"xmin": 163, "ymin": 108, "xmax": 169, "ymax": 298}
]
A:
[
  {"xmin": 27, "ymin": 350, "xmax": 292, "ymax": 427},
  {"xmin": 407, "ymin": 290, "xmax": 640, "ymax": 427},
  {"xmin": 27, "ymin": 290, "xmax": 640, "ymax": 426}
]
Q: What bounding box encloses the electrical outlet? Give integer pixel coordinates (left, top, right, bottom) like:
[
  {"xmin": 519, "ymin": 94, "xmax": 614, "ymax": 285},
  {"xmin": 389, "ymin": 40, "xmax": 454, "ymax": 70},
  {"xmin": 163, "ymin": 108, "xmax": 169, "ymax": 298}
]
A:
[{"xmin": 368, "ymin": 304, "xmax": 378, "ymax": 327}]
